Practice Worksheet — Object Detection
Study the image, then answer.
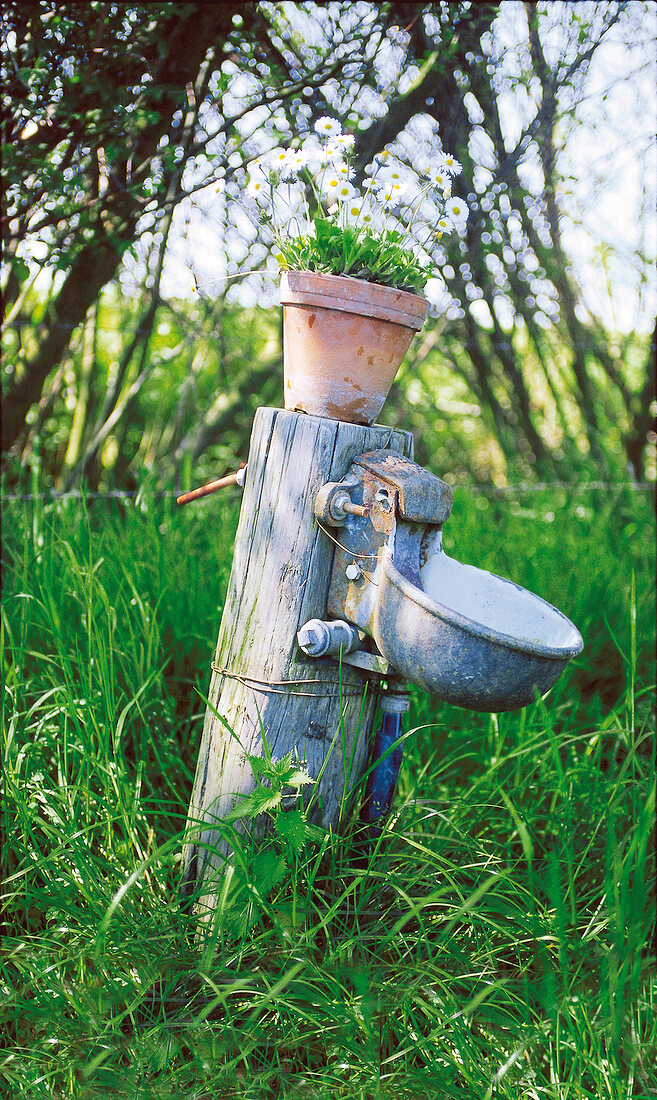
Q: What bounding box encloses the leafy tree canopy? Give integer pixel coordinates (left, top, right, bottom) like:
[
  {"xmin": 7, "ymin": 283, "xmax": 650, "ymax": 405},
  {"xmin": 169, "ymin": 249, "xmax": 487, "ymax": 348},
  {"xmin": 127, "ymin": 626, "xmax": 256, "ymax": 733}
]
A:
[{"xmin": 2, "ymin": 1, "xmax": 654, "ymax": 486}]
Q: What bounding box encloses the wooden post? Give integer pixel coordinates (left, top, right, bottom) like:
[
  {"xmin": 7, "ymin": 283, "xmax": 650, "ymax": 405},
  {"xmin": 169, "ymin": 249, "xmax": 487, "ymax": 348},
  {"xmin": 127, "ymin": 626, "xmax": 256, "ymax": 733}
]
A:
[{"xmin": 182, "ymin": 407, "xmax": 413, "ymax": 911}]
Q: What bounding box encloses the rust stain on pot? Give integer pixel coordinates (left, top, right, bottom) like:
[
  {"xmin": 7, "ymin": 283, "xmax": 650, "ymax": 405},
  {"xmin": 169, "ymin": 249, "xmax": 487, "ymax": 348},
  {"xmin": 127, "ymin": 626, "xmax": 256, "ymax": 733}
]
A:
[
  {"xmin": 326, "ymin": 393, "xmax": 370, "ymax": 420},
  {"xmin": 357, "ymin": 346, "xmax": 364, "ymax": 356},
  {"xmin": 308, "ymin": 313, "xmax": 316, "ymax": 328},
  {"xmin": 367, "ymin": 355, "xmax": 374, "ymax": 366}
]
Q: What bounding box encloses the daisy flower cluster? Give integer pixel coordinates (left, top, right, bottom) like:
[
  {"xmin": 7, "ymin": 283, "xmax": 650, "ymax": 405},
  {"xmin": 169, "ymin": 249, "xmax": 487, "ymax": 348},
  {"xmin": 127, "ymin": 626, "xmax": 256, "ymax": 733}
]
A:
[{"xmin": 245, "ymin": 116, "xmax": 468, "ymax": 293}]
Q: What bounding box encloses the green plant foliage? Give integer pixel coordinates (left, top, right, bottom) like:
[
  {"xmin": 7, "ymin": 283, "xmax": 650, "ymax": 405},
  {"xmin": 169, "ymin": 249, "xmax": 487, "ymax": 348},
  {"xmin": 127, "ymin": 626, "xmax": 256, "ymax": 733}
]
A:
[
  {"xmin": 277, "ymin": 220, "xmax": 430, "ymax": 291},
  {"xmin": 1, "ymin": 485, "xmax": 655, "ymax": 1097},
  {"xmin": 224, "ymin": 749, "xmax": 315, "ymax": 824}
]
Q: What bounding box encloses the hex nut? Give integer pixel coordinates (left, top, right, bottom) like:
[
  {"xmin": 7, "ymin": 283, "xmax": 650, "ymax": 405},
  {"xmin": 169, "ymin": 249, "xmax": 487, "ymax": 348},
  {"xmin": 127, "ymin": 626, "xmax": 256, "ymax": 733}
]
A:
[
  {"xmin": 298, "ymin": 624, "xmax": 324, "ymax": 649},
  {"xmin": 345, "ymin": 561, "xmax": 362, "ymax": 581}
]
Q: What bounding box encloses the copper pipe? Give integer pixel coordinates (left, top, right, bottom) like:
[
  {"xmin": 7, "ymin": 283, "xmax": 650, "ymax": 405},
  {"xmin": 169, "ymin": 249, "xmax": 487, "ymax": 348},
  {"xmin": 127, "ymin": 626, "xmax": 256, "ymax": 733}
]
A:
[{"xmin": 176, "ymin": 464, "xmax": 245, "ymax": 506}]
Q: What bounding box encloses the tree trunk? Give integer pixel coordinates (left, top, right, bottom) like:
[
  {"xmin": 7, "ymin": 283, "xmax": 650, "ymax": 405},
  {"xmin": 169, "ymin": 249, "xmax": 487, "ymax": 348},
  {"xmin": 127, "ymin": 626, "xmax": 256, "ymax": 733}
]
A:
[
  {"xmin": 3, "ymin": 3, "xmax": 242, "ymax": 451},
  {"xmin": 3, "ymin": 233, "xmax": 123, "ymax": 449},
  {"xmin": 626, "ymin": 321, "xmax": 656, "ymax": 480}
]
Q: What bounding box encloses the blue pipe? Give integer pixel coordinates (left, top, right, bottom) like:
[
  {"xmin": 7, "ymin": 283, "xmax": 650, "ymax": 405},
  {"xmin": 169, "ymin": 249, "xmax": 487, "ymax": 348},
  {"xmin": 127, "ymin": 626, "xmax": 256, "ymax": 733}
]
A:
[{"xmin": 361, "ymin": 692, "xmax": 409, "ymax": 834}]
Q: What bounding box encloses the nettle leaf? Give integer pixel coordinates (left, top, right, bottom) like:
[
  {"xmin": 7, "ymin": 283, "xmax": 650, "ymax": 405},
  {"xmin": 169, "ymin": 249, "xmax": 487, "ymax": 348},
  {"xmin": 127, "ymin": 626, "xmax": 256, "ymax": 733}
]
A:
[
  {"xmin": 304, "ymin": 822, "xmax": 327, "ymax": 843},
  {"xmin": 222, "ymin": 793, "xmax": 260, "ymax": 822},
  {"xmin": 251, "ymin": 787, "xmax": 282, "ymax": 814},
  {"xmin": 272, "ymin": 750, "xmax": 294, "ymax": 775},
  {"xmin": 285, "ymin": 768, "xmax": 314, "ymax": 788},
  {"xmin": 275, "ymin": 808, "xmax": 308, "ymax": 853},
  {"xmin": 247, "ymin": 754, "xmax": 272, "ymax": 780},
  {"xmin": 223, "ymin": 785, "xmax": 281, "ymax": 822},
  {"xmin": 251, "ymin": 851, "xmax": 288, "ymax": 896}
]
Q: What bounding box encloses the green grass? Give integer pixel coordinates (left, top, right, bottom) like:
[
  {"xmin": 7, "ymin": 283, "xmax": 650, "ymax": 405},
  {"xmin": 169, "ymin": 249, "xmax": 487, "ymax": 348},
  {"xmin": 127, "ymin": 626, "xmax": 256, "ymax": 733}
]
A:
[{"xmin": 2, "ymin": 484, "xmax": 655, "ymax": 1098}]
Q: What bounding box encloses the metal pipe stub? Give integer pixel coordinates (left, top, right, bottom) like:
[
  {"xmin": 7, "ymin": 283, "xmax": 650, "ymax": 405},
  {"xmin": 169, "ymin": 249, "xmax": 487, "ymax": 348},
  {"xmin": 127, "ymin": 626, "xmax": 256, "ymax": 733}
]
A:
[
  {"xmin": 297, "ymin": 618, "xmax": 361, "ymax": 658},
  {"xmin": 176, "ymin": 464, "xmax": 247, "ymax": 506}
]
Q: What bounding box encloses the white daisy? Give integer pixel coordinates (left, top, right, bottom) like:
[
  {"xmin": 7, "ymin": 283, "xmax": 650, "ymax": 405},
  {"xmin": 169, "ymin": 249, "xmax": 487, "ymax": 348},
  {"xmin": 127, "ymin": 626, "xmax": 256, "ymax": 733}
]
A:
[
  {"xmin": 428, "ymin": 167, "xmax": 451, "ymax": 193},
  {"xmin": 376, "ymin": 163, "xmax": 407, "ymax": 184},
  {"xmin": 346, "ymin": 196, "xmax": 378, "ymax": 225},
  {"xmin": 376, "ymin": 179, "xmax": 409, "ymax": 206},
  {"xmin": 344, "ymin": 196, "xmax": 364, "ymax": 223},
  {"xmin": 445, "ymin": 196, "xmax": 469, "ymax": 226},
  {"xmin": 247, "ymin": 173, "xmax": 269, "ymax": 204},
  {"xmin": 314, "ymin": 116, "xmax": 342, "ymax": 137},
  {"xmin": 322, "ymin": 171, "xmax": 342, "ymax": 193},
  {"xmin": 301, "ymin": 137, "xmax": 329, "ymax": 172},
  {"xmin": 443, "ymin": 153, "xmax": 462, "ymax": 175},
  {"xmin": 327, "ymin": 133, "xmax": 355, "ymax": 154},
  {"xmin": 267, "ymin": 147, "xmax": 293, "ymax": 175},
  {"xmin": 284, "ymin": 149, "xmax": 310, "ymax": 174},
  {"xmin": 333, "ymin": 180, "xmax": 356, "ymax": 203},
  {"xmin": 321, "ymin": 171, "xmax": 343, "ymax": 202},
  {"xmin": 269, "ymin": 147, "xmax": 289, "ymax": 165}
]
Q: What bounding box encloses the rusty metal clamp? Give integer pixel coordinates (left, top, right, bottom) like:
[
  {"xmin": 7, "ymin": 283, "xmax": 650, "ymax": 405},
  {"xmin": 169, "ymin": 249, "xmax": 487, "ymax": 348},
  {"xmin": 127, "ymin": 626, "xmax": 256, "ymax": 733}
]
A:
[{"xmin": 310, "ymin": 450, "xmax": 454, "ymax": 674}]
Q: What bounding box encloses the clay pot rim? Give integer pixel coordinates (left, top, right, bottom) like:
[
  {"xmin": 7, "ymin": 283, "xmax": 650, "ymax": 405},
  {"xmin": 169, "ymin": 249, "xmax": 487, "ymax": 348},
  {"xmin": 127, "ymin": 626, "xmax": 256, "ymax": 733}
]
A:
[{"xmin": 280, "ymin": 270, "xmax": 428, "ymax": 331}]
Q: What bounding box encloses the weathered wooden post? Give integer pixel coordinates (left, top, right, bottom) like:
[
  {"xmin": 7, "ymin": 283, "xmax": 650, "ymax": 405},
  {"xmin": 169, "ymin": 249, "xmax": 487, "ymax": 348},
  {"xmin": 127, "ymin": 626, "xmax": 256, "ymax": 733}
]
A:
[{"xmin": 181, "ymin": 406, "xmax": 413, "ymax": 913}]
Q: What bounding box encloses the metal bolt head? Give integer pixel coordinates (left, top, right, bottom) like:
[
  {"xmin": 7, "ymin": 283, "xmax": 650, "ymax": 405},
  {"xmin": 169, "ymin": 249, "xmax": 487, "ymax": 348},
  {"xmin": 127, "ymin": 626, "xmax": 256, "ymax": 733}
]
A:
[
  {"xmin": 297, "ymin": 623, "xmax": 325, "ymax": 650},
  {"xmin": 345, "ymin": 561, "xmax": 361, "ymax": 581}
]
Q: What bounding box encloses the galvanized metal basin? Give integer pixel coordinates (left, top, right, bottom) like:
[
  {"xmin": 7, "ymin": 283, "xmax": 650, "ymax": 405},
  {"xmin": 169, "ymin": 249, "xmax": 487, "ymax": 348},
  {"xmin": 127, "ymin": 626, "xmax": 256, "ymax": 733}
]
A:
[{"xmin": 371, "ymin": 537, "xmax": 583, "ymax": 711}]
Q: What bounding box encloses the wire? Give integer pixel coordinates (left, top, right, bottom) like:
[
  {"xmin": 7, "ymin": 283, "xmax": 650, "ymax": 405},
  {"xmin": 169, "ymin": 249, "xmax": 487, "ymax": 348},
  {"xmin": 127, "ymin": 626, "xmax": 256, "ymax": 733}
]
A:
[
  {"xmin": 2, "ymin": 482, "xmax": 652, "ymax": 503},
  {"xmin": 4, "ymin": 318, "xmax": 644, "ymax": 355},
  {"xmin": 210, "ymin": 663, "xmax": 379, "ymax": 698}
]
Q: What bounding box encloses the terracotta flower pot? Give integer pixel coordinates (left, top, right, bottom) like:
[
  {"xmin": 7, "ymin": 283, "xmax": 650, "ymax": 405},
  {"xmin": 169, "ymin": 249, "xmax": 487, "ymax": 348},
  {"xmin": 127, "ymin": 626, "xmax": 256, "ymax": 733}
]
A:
[{"xmin": 280, "ymin": 271, "xmax": 429, "ymax": 425}]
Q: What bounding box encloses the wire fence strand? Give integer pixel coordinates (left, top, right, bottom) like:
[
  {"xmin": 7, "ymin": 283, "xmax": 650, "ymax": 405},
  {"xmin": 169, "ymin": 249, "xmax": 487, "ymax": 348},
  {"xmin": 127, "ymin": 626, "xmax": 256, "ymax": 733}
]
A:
[{"xmin": 2, "ymin": 482, "xmax": 653, "ymax": 503}]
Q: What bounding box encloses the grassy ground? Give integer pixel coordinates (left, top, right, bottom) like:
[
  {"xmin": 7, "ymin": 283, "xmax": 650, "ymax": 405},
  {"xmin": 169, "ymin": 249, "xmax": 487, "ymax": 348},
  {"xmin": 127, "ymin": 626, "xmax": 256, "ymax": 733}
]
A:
[{"xmin": 2, "ymin": 482, "xmax": 655, "ymax": 1099}]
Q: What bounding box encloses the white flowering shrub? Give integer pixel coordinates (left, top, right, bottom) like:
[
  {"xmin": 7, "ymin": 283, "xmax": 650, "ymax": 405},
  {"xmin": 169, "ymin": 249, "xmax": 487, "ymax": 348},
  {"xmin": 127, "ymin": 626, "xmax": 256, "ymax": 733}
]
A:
[{"xmin": 246, "ymin": 117, "xmax": 467, "ymax": 293}]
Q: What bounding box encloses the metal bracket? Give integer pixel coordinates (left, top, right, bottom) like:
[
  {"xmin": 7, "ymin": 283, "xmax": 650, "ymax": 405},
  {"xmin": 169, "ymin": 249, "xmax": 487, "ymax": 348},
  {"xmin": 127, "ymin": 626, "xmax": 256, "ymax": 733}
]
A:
[{"xmin": 313, "ymin": 449, "xmax": 453, "ymax": 660}]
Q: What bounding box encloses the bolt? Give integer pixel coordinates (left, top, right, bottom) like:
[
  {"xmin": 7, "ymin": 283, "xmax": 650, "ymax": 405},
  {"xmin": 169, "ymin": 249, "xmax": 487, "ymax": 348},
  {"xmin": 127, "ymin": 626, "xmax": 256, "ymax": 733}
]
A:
[
  {"xmin": 298, "ymin": 618, "xmax": 361, "ymax": 658},
  {"xmin": 328, "ymin": 489, "xmax": 368, "ymax": 524},
  {"xmin": 297, "ymin": 623, "xmax": 326, "ymax": 652},
  {"xmin": 345, "ymin": 561, "xmax": 362, "ymax": 581},
  {"xmin": 342, "ymin": 500, "xmax": 369, "ymax": 518}
]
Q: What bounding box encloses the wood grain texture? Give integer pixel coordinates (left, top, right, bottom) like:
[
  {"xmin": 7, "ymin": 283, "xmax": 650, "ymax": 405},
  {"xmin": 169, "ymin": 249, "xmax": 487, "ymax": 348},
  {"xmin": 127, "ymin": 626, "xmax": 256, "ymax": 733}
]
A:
[{"xmin": 182, "ymin": 407, "xmax": 413, "ymax": 908}]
